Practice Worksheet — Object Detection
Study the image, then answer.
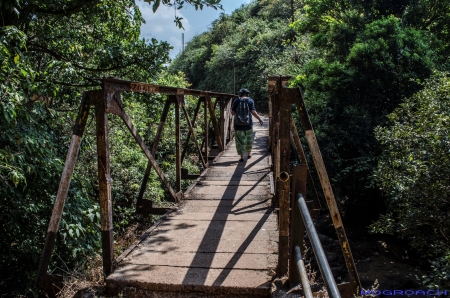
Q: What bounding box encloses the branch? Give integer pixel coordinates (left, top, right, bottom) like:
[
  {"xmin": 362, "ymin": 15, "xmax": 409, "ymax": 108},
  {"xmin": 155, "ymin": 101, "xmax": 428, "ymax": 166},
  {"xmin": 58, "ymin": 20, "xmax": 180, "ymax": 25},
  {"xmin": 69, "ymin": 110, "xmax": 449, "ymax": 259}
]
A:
[
  {"xmin": 35, "ymin": 78, "xmax": 99, "ymax": 88},
  {"xmin": 32, "ymin": 2, "xmax": 99, "ymax": 16},
  {"xmin": 27, "ymin": 43, "xmax": 143, "ymax": 72}
]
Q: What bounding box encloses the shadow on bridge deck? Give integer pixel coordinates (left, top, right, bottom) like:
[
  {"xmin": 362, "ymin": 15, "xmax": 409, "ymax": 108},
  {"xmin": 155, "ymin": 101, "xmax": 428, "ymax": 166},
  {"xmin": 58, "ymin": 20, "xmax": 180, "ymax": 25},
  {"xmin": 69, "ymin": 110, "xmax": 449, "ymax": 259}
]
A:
[{"xmin": 106, "ymin": 116, "xmax": 277, "ymax": 297}]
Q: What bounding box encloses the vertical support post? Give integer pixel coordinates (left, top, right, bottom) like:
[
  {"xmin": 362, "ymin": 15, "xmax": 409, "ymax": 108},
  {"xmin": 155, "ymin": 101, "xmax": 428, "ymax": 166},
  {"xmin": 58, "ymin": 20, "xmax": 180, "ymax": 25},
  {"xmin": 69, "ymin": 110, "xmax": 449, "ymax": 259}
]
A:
[
  {"xmin": 96, "ymin": 88, "xmax": 114, "ymax": 276},
  {"xmin": 277, "ymin": 172, "xmax": 290, "ymax": 276},
  {"xmin": 269, "ymin": 77, "xmax": 281, "ymax": 206},
  {"xmin": 268, "ymin": 93, "xmax": 273, "ymax": 152},
  {"xmin": 137, "ymin": 99, "xmax": 171, "ymax": 206},
  {"xmin": 219, "ymin": 97, "xmax": 225, "ymax": 147},
  {"xmin": 207, "ymin": 96, "xmax": 223, "ymax": 151},
  {"xmin": 296, "ymin": 88, "xmax": 361, "ymax": 292},
  {"xmin": 278, "ymin": 76, "xmax": 292, "ymax": 277},
  {"xmin": 36, "ymin": 92, "xmax": 92, "ymax": 286},
  {"xmin": 173, "ymin": 94, "xmax": 182, "ymax": 192},
  {"xmin": 290, "ymin": 164, "xmax": 307, "ymax": 284},
  {"xmin": 223, "ymin": 98, "xmax": 231, "ymax": 147},
  {"xmin": 203, "ymin": 96, "xmax": 208, "ymax": 162}
]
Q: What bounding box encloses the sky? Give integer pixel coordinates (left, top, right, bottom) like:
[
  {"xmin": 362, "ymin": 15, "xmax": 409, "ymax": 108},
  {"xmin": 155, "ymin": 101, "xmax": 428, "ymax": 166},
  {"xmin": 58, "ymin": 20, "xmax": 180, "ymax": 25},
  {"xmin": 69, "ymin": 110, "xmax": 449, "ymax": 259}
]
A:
[{"xmin": 137, "ymin": 0, "xmax": 252, "ymax": 59}]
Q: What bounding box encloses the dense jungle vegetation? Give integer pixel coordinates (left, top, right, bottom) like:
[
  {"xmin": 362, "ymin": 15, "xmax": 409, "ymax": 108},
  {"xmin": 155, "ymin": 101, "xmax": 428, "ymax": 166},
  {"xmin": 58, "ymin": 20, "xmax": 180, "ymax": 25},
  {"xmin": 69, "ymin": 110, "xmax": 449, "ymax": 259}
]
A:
[
  {"xmin": 170, "ymin": 0, "xmax": 450, "ymax": 288},
  {"xmin": 1, "ymin": 0, "xmax": 449, "ymax": 295},
  {"xmin": 0, "ymin": 0, "xmax": 221, "ymax": 295}
]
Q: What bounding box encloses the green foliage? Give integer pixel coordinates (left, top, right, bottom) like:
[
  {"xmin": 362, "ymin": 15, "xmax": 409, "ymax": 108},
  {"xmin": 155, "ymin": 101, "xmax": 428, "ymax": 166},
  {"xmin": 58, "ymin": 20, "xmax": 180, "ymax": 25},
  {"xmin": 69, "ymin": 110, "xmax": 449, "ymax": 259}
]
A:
[
  {"xmin": 371, "ymin": 72, "xmax": 450, "ymax": 287},
  {"xmin": 290, "ymin": 0, "xmax": 437, "ymax": 221},
  {"xmin": 0, "ymin": 0, "xmax": 219, "ymax": 295},
  {"xmin": 170, "ymin": 0, "xmax": 310, "ymax": 110}
]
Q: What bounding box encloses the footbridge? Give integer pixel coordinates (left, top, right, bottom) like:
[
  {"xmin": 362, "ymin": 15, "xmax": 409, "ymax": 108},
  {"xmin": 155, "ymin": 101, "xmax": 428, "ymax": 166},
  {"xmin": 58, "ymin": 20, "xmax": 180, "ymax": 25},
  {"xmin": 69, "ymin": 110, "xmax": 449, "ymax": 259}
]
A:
[{"xmin": 36, "ymin": 77, "xmax": 361, "ymax": 297}]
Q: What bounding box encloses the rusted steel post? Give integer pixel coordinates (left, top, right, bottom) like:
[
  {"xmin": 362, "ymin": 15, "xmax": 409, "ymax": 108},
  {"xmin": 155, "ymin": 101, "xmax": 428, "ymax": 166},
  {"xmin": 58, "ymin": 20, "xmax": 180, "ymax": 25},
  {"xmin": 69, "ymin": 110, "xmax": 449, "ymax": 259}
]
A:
[
  {"xmin": 290, "ymin": 164, "xmax": 307, "ymax": 284},
  {"xmin": 268, "ymin": 93, "xmax": 272, "ymax": 152},
  {"xmin": 295, "ymin": 88, "xmax": 361, "ymax": 292},
  {"xmin": 203, "ymin": 97, "xmax": 208, "ymax": 162},
  {"xmin": 223, "ymin": 98, "xmax": 231, "ymax": 147},
  {"xmin": 219, "ymin": 97, "xmax": 225, "ymax": 147},
  {"xmin": 181, "ymin": 98, "xmax": 202, "ymax": 163},
  {"xmin": 277, "ymin": 171, "xmax": 290, "ymax": 277},
  {"xmin": 207, "ymin": 96, "xmax": 223, "ymax": 151},
  {"xmin": 272, "ymin": 80, "xmax": 281, "ymax": 206},
  {"xmin": 96, "ymin": 89, "xmax": 115, "ymax": 277},
  {"xmin": 278, "ymin": 78, "xmax": 292, "ymax": 277},
  {"xmin": 137, "ymin": 99, "xmax": 171, "ymax": 207},
  {"xmin": 36, "ymin": 92, "xmax": 93, "ymax": 286},
  {"xmin": 181, "ymin": 104, "xmax": 207, "ymax": 169},
  {"xmin": 290, "ymin": 118, "xmax": 322, "ymax": 211},
  {"xmin": 174, "ymin": 94, "xmax": 182, "ymax": 192}
]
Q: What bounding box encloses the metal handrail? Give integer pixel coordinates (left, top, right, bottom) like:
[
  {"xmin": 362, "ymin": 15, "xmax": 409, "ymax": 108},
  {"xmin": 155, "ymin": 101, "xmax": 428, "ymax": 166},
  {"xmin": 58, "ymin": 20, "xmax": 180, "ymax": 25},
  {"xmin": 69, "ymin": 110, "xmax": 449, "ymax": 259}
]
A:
[
  {"xmin": 296, "ymin": 192, "xmax": 341, "ymax": 298},
  {"xmin": 294, "ymin": 245, "xmax": 314, "ymax": 298}
]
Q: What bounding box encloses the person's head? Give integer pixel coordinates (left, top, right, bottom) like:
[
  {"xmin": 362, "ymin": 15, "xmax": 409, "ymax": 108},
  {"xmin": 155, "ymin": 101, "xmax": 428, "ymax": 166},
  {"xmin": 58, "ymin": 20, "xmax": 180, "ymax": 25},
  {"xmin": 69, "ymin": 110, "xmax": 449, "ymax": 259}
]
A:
[{"xmin": 239, "ymin": 88, "xmax": 250, "ymax": 97}]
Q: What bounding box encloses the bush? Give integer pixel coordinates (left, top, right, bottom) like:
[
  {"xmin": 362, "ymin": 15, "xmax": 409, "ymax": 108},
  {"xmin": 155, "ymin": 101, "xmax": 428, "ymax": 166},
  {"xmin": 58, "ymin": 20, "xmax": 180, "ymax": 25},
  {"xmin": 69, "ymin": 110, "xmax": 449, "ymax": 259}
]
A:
[{"xmin": 372, "ymin": 72, "xmax": 450, "ymax": 287}]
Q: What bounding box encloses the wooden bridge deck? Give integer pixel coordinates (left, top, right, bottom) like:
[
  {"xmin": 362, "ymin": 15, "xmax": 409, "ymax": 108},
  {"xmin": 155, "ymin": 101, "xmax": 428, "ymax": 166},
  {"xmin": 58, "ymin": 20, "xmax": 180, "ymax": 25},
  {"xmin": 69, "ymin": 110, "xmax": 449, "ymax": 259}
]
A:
[{"xmin": 107, "ymin": 117, "xmax": 277, "ymax": 296}]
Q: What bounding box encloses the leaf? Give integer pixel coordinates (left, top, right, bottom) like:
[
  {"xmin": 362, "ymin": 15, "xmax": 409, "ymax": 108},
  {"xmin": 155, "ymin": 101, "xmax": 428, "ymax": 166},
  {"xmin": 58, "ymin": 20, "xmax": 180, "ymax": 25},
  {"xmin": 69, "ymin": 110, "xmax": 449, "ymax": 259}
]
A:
[
  {"xmin": 152, "ymin": 0, "xmax": 161, "ymax": 13},
  {"xmin": 14, "ymin": 54, "xmax": 20, "ymax": 64}
]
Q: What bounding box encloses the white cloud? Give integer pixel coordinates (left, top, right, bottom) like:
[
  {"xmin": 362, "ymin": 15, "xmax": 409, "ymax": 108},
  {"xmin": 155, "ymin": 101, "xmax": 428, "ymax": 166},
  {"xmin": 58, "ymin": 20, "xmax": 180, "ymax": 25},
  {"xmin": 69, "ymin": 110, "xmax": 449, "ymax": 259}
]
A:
[
  {"xmin": 138, "ymin": 2, "xmax": 191, "ymax": 44},
  {"xmin": 136, "ymin": 0, "xmax": 252, "ymax": 59}
]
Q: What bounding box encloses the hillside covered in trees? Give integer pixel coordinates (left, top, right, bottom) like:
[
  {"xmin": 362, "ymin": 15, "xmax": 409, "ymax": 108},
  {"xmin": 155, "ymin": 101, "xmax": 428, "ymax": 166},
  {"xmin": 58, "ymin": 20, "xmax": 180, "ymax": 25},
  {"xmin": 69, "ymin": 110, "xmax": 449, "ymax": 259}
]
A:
[{"xmin": 170, "ymin": 0, "xmax": 450, "ymax": 288}]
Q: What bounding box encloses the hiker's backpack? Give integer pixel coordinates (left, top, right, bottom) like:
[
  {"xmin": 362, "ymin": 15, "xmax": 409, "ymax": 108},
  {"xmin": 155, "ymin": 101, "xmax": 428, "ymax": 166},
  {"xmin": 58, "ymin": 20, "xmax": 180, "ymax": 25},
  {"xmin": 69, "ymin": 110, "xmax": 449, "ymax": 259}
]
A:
[{"xmin": 235, "ymin": 97, "xmax": 250, "ymax": 125}]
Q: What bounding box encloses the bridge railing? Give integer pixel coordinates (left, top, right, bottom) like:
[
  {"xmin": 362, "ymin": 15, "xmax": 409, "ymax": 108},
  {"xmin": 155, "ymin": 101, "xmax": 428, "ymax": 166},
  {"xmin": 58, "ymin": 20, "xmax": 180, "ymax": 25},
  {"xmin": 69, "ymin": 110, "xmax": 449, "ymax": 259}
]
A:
[
  {"xmin": 268, "ymin": 76, "xmax": 361, "ymax": 297},
  {"xmin": 36, "ymin": 78, "xmax": 237, "ymax": 291}
]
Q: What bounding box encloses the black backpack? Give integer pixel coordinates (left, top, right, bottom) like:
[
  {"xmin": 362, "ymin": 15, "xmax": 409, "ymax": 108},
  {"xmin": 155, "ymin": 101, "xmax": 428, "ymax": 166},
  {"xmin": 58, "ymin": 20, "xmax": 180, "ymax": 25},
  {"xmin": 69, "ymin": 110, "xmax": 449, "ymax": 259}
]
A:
[{"xmin": 235, "ymin": 97, "xmax": 250, "ymax": 125}]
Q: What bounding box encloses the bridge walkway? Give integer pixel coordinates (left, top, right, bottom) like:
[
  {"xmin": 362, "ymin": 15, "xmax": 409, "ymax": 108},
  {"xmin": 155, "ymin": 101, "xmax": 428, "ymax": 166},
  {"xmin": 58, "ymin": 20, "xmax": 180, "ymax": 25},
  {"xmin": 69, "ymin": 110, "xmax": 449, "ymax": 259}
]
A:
[{"xmin": 107, "ymin": 116, "xmax": 277, "ymax": 297}]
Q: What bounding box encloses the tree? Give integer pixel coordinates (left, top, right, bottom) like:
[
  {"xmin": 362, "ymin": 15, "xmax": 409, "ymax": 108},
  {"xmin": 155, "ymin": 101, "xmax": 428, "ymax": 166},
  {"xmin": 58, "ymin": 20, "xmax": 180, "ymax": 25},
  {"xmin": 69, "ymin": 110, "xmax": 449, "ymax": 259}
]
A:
[
  {"xmin": 290, "ymin": 0, "xmax": 437, "ymax": 226},
  {"xmin": 0, "ymin": 0, "xmax": 222, "ymax": 294},
  {"xmin": 170, "ymin": 0, "xmax": 309, "ymax": 110},
  {"xmin": 372, "ymin": 72, "xmax": 450, "ymax": 287}
]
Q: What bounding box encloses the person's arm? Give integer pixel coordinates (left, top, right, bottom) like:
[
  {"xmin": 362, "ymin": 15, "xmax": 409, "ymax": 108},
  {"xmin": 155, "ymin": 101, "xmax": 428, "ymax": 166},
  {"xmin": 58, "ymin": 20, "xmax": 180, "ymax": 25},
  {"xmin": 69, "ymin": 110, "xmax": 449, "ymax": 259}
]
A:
[{"xmin": 251, "ymin": 110, "xmax": 263, "ymax": 125}]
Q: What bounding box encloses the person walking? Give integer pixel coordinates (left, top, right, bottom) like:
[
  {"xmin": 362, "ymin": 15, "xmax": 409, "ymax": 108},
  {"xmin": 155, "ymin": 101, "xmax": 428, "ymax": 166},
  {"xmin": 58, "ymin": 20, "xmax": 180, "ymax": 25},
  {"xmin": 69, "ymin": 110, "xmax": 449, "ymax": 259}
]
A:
[{"xmin": 231, "ymin": 88, "xmax": 263, "ymax": 162}]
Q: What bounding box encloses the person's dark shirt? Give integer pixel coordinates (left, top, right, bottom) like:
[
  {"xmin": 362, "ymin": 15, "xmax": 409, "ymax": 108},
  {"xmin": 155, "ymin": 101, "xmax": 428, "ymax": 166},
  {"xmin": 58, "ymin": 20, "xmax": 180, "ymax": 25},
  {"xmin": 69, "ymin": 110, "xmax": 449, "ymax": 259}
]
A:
[{"xmin": 232, "ymin": 97, "xmax": 256, "ymax": 131}]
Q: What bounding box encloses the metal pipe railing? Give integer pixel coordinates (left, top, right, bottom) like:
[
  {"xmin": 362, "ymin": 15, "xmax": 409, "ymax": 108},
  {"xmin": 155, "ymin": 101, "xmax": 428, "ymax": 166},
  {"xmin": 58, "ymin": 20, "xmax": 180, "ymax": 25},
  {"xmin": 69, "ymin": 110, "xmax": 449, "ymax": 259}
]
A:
[
  {"xmin": 296, "ymin": 192, "xmax": 341, "ymax": 298},
  {"xmin": 294, "ymin": 245, "xmax": 314, "ymax": 298}
]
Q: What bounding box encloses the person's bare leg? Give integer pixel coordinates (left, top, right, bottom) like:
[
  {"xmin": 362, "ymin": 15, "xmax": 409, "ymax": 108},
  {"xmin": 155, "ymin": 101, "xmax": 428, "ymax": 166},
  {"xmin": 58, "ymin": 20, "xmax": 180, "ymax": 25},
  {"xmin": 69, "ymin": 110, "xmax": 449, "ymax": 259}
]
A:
[{"xmin": 247, "ymin": 151, "xmax": 252, "ymax": 158}]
